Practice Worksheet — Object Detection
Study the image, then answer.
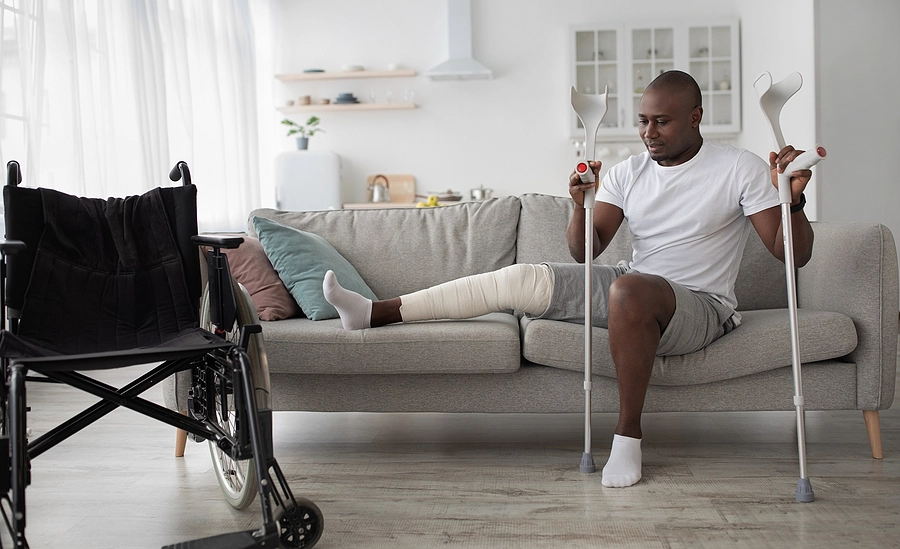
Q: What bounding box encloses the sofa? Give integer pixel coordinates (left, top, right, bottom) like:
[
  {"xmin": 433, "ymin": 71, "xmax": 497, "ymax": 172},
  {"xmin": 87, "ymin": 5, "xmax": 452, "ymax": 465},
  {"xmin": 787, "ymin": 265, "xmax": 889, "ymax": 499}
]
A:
[{"xmin": 171, "ymin": 193, "xmax": 900, "ymax": 458}]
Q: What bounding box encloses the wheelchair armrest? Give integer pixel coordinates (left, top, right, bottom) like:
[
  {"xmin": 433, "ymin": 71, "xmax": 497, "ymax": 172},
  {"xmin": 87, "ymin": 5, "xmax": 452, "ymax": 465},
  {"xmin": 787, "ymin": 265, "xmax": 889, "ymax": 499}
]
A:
[
  {"xmin": 0, "ymin": 240, "xmax": 26, "ymax": 256},
  {"xmin": 192, "ymin": 234, "xmax": 244, "ymax": 250}
]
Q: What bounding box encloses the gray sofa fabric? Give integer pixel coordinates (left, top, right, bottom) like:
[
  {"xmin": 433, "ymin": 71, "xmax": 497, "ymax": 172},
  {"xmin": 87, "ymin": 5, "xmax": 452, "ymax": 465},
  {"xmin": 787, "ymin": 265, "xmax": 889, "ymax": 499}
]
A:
[
  {"xmin": 260, "ymin": 313, "xmax": 521, "ymax": 375},
  {"xmin": 797, "ymin": 222, "xmax": 899, "ymax": 410},
  {"xmin": 165, "ymin": 194, "xmax": 898, "ymax": 421},
  {"xmin": 521, "ymin": 309, "xmax": 856, "ymax": 386}
]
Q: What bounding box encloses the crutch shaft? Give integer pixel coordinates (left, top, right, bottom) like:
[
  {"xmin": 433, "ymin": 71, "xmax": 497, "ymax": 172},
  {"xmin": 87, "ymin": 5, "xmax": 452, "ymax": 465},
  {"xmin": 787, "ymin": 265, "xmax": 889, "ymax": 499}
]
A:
[{"xmin": 781, "ymin": 203, "xmax": 809, "ymax": 480}]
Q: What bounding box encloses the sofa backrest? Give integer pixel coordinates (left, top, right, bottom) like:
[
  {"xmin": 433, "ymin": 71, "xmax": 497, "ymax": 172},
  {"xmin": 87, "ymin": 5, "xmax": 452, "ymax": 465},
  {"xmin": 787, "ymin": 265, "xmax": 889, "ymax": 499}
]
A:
[
  {"xmin": 248, "ymin": 196, "xmax": 521, "ymax": 300},
  {"xmin": 516, "ymin": 193, "xmax": 633, "ymax": 265},
  {"xmin": 516, "ymin": 193, "xmax": 787, "ymax": 311}
]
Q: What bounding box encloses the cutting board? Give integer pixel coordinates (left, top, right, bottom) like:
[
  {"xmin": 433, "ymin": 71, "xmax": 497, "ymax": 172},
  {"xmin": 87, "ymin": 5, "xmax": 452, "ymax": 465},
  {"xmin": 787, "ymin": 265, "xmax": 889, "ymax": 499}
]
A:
[{"xmin": 366, "ymin": 174, "xmax": 416, "ymax": 203}]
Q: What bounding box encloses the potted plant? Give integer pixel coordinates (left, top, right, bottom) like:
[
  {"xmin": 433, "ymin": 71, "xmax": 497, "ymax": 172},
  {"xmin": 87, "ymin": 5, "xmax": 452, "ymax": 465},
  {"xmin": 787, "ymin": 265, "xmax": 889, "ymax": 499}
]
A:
[{"xmin": 281, "ymin": 116, "xmax": 324, "ymax": 150}]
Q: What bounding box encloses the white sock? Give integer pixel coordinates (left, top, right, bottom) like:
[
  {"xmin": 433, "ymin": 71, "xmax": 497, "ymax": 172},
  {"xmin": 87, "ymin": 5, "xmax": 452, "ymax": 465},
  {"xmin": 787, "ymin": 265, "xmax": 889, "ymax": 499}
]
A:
[
  {"xmin": 322, "ymin": 270, "xmax": 372, "ymax": 330},
  {"xmin": 601, "ymin": 434, "xmax": 642, "ymax": 488}
]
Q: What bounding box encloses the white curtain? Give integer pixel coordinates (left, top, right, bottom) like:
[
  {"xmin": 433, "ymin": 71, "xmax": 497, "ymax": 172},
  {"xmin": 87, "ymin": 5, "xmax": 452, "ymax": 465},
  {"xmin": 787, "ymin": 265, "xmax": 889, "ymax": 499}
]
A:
[{"xmin": 0, "ymin": 0, "xmax": 264, "ymax": 231}]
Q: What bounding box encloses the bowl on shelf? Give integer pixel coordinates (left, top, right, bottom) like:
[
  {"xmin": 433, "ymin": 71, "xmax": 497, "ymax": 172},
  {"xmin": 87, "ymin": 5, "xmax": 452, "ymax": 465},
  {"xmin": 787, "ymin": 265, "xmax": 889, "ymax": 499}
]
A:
[
  {"xmin": 342, "ymin": 64, "xmax": 364, "ymax": 72},
  {"xmin": 422, "ymin": 190, "xmax": 463, "ymax": 202},
  {"xmin": 334, "ymin": 92, "xmax": 360, "ymax": 104}
]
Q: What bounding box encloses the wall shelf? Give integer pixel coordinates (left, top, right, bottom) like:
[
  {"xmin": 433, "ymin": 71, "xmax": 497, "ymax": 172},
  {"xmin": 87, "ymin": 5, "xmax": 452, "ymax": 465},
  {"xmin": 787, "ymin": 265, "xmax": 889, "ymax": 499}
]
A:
[
  {"xmin": 276, "ymin": 69, "xmax": 417, "ymax": 82},
  {"xmin": 278, "ymin": 102, "xmax": 416, "ymax": 113}
]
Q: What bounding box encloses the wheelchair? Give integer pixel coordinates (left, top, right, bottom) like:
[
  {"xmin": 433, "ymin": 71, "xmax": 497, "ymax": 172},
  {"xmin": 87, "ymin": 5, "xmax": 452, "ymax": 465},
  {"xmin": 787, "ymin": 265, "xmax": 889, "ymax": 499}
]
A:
[{"xmin": 0, "ymin": 160, "xmax": 323, "ymax": 548}]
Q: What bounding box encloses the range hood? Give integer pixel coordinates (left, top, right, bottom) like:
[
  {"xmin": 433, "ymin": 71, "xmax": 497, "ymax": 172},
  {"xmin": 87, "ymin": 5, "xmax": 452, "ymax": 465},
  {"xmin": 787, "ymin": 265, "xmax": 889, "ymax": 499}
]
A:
[{"xmin": 425, "ymin": 0, "xmax": 493, "ymax": 81}]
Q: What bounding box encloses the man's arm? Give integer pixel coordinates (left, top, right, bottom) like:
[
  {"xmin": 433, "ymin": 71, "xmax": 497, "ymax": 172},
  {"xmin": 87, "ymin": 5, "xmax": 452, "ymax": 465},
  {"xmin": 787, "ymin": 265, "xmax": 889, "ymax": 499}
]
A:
[
  {"xmin": 566, "ymin": 161, "xmax": 625, "ymax": 262},
  {"xmin": 749, "ymin": 146, "xmax": 815, "ymax": 266}
]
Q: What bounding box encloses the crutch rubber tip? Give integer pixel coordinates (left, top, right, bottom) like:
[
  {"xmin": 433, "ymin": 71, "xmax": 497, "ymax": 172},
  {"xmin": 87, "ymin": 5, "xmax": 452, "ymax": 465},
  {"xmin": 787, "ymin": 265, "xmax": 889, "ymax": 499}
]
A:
[
  {"xmin": 796, "ymin": 478, "xmax": 815, "ymax": 502},
  {"xmin": 580, "ymin": 452, "xmax": 596, "ymax": 473}
]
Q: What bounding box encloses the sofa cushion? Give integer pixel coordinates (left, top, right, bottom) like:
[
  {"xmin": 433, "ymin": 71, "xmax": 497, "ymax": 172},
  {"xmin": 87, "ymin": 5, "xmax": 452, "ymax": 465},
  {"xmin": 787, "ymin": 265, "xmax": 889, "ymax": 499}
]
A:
[
  {"xmin": 202, "ymin": 235, "xmax": 301, "ymax": 321},
  {"xmin": 249, "ymin": 196, "xmax": 521, "ymax": 300},
  {"xmin": 252, "ymin": 217, "xmax": 377, "ymax": 321},
  {"xmin": 521, "ymin": 308, "xmax": 858, "ymax": 386},
  {"xmin": 260, "ymin": 312, "xmax": 521, "ymax": 375}
]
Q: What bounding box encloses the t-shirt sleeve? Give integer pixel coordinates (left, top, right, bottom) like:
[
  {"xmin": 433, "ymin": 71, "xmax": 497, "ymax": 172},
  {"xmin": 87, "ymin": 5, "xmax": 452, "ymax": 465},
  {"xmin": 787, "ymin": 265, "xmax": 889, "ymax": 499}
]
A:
[
  {"xmin": 738, "ymin": 150, "xmax": 780, "ymax": 216},
  {"xmin": 597, "ymin": 164, "xmax": 625, "ymax": 209}
]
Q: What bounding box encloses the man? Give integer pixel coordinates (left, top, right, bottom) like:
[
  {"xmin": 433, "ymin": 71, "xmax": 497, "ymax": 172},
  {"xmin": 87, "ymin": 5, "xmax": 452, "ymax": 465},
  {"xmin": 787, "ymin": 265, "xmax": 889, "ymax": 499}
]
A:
[{"xmin": 324, "ymin": 70, "xmax": 814, "ymax": 488}]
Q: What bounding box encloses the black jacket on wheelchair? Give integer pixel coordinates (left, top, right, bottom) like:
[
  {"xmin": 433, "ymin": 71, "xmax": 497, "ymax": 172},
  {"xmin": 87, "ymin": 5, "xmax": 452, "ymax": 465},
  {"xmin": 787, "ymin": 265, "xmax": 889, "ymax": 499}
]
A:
[{"xmin": 0, "ymin": 160, "xmax": 321, "ymax": 549}]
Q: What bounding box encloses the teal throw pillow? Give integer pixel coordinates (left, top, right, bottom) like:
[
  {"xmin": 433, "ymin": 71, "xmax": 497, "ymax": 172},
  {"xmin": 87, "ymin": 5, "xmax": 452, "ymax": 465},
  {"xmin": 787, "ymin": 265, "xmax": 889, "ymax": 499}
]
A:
[{"xmin": 252, "ymin": 217, "xmax": 377, "ymax": 320}]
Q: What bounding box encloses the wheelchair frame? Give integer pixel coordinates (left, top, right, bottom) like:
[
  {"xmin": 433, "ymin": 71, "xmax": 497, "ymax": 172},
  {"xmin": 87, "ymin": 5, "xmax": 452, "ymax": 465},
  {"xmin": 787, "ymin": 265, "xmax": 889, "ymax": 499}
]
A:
[{"xmin": 0, "ymin": 161, "xmax": 322, "ymax": 549}]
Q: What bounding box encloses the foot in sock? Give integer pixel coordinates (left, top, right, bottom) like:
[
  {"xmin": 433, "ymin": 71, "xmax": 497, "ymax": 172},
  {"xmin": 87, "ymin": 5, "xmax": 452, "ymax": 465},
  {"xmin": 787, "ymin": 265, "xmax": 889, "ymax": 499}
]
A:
[
  {"xmin": 323, "ymin": 270, "xmax": 372, "ymax": 330},
  {"xmin": 601, "ymin": 434, "xmax": 642, "ymax": 487}
]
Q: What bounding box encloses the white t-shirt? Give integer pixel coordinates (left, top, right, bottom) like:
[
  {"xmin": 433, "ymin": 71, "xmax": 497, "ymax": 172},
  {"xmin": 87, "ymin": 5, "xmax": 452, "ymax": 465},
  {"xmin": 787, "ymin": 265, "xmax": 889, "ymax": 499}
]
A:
[{"xmin": 597, "ymin": 141, "xmax": 779, "ymax": 313}]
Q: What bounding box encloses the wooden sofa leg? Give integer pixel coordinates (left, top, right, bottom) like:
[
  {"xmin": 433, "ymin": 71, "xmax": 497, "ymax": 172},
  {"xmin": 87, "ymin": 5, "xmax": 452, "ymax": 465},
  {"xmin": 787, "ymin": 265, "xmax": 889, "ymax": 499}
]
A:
[
  {"xmin": 863, "ymin": 410, "xmax": 883, "ymax": 459},
  {"xmin": 175, "ymin": 410, "xmax": 188, "ymax": 458}
]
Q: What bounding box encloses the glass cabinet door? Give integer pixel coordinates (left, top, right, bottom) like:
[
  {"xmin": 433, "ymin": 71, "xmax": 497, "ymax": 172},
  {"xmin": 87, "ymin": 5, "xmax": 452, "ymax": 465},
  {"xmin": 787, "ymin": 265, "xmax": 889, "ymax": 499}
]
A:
[
  {"xmin": 630, "ymin": 26, "xmax": 674, "ymax": 127},
  {"xmin": 689, "ymin": 24, "xmax": 738, "ymax": 129},
  {"xmin": 573, "ymin": 28, "xmax": 619, "ymax": 132}
]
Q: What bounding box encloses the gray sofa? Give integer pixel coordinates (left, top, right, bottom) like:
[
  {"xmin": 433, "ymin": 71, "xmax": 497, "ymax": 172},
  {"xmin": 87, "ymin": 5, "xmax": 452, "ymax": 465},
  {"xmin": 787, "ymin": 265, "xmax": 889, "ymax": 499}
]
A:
[{"xmin": 237, "ymin": 194, "xmax": 899, "ymax": 457}]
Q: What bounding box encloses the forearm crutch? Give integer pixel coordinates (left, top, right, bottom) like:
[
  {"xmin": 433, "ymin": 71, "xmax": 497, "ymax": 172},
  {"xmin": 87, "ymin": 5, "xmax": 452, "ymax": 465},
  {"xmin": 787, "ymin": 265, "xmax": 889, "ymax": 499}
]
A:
[
  {"xmin": 570, "ymin": 86, "xmax": 609, "ymax": 473},
  {"xmin": 755, "ymin": 71, "xmax": 826, "ymax": 502}
]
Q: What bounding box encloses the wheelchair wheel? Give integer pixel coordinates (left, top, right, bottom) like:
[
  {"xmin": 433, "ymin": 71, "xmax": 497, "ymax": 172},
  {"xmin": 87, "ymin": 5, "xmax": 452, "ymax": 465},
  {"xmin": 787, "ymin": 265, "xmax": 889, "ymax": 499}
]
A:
[
  {"xmin": 199, "ymin": 280, "xmax": 272, "ymax": 510},
  {"xmin": 276, "ymin": 497, "xmax": 324, "ymax": 549}
]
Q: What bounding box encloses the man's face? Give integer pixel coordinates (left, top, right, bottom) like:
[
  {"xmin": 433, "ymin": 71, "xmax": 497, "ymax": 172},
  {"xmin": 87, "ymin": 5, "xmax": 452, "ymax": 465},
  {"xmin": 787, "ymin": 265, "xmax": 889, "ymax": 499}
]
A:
[{"xmin": 637, "ymin": 87, "xmax": 702, "ymax": 166}]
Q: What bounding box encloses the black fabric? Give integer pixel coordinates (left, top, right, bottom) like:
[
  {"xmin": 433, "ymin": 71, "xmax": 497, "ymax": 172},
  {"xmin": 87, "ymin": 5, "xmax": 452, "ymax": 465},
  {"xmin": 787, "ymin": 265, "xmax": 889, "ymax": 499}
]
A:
[
  {"xmin": 3, "ymin": 185, "xmax": 45, "ymax": 315},
  {"xmin": 160, "ymin": 185, "xmax": 203, "ymax": 306},
  {"xmin": 12, "ymin": 187, "xmax": 201, "ymax": 355},
  {"xmin": 0, "ymin": 330, "xmax": 232, "ymax": 372}
]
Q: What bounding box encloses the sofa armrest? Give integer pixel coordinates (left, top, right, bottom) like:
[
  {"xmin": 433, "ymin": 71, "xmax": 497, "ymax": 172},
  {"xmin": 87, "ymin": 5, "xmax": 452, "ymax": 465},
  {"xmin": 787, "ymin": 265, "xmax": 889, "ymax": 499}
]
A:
[{"xmin": 798, "ymin": 222, "xmax": 899, "ymax": 410}]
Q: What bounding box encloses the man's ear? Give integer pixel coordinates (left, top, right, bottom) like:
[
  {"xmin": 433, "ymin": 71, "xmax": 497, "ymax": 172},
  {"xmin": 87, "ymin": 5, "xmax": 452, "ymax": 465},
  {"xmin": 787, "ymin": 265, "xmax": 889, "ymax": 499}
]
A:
[{"xmin": 692, "ymin": 106, "xmax": 704, "ymax": 128}]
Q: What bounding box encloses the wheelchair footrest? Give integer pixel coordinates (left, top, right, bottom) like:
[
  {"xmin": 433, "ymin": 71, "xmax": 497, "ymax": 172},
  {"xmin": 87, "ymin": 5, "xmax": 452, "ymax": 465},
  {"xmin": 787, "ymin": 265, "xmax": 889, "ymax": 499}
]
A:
[{"xmin": 161, "ymin": 529, "xmax": 278, "ymax": 549}]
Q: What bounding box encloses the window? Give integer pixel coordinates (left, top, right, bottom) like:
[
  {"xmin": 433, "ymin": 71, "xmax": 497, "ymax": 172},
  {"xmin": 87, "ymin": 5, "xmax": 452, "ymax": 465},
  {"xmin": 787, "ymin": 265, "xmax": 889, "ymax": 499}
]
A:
[{"xmin": 0, "ymin": 0, "xmax": 264, "ymax": 231}]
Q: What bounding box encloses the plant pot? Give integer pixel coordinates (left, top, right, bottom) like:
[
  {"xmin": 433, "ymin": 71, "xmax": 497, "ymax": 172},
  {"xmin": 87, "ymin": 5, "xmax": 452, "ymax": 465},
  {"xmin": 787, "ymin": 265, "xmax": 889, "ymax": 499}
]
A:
[{"xmin": 296, "ymin": 137, "xmax": 309, "ymax": 150}]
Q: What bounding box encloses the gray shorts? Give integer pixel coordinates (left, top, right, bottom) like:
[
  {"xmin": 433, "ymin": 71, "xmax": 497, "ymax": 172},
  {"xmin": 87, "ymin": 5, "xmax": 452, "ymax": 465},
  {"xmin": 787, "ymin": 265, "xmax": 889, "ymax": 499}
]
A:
[{"xmin": 529, "ymin": 262, "xmax": 735, "ymax": 357}]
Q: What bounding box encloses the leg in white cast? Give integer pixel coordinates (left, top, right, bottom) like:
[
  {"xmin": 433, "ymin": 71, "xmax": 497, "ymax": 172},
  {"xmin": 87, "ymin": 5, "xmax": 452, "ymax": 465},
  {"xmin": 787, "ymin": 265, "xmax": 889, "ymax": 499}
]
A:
[{"xmin": 399, "ymin": 263, "xmax": 553, "ymax": 322}]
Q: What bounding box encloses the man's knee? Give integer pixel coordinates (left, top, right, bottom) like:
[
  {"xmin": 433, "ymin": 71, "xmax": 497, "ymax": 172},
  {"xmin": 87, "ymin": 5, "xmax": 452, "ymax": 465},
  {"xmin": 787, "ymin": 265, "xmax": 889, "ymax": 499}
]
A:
[{"xmin": 609, "ymin": 274, "xmax": 676, "ymax": 324}]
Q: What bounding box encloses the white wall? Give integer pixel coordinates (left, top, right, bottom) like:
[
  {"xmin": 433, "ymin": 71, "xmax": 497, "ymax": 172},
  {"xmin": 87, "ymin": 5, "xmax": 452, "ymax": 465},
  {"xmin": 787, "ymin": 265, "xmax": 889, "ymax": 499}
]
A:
[
  {"xmin": 266, "ymin": 0, "xmax": 819, "ymax": 207},
  {"xmin": 815, "ymin": 0, "xmax": 900, "ymax": 258},
  {"xmin": 734, "ymin": 0, "xmax": 817, "ymax": 217}
]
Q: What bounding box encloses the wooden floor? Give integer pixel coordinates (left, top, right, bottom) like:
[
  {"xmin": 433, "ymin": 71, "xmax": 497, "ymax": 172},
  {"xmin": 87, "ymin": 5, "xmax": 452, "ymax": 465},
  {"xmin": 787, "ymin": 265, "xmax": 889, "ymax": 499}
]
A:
[{"xmin": 4, "ymin": 341, "xmax": 899, "ymax": 549}]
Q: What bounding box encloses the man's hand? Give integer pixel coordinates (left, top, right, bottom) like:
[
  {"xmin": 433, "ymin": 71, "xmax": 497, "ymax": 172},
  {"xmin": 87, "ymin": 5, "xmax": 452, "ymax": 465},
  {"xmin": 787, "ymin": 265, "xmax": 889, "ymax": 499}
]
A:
[
  {"xmin": 568, "ymin": 160, "xmax": 602, "ymax": 207},
  {"xmin": 769, "ymin": 146, "xmax": 812, "ymax": 206}
]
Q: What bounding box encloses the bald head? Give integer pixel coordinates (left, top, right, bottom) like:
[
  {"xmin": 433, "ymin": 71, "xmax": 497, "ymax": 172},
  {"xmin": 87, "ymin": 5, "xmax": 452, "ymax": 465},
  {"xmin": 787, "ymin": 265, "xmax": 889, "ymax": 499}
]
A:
[
  {"xmin": 645, "ymin": 70, "xmax": 702, "ymax": 111},
  {"xmin": 637, "ymin": 70, "xmax": 704, "ymax": 166}
]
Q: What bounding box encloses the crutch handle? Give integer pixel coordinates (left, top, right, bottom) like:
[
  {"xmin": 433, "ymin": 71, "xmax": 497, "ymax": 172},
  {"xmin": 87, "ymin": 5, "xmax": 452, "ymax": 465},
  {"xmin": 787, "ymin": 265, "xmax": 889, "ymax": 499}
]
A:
[
  {"xmin": 777, "ymin": 146, "xmax": 826, "ymax": 204},
  {"xmin": 583, "ymin": 187, "xmax": 596, "ymax": 210},
  {"xmin": 575, "ymin": 161, "xmax": 595, "ymax": 184},
  {"xmin": 576, "ymin": 162, "xmax": 596, "ymax": 209}
]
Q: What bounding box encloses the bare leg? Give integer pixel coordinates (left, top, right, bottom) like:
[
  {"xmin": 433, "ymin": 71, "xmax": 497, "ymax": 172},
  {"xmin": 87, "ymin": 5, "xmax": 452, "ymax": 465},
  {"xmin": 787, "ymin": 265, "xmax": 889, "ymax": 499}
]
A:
[
  {"xmin": 371, "ymin": 298, "xmax": 402, "ymax": 327},
  {"xmin": 602, "ymin": 272, "xmax": 676, "ymax": 487}
]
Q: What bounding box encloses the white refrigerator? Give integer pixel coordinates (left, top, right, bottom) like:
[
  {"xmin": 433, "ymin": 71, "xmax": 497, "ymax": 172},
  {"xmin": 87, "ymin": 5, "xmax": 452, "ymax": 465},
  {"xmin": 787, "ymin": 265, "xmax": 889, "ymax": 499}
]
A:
[{"xmin": 274, "ymin": 150, "xmax": 342, "ymax": 211}]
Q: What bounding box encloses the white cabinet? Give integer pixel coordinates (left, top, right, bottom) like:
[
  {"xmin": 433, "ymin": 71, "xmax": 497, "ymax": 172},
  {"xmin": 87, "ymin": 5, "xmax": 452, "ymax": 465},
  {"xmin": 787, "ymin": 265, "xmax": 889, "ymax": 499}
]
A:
[{"xmin": 570, "ymin": 20, "xmax": 740, "ymax": 141}]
